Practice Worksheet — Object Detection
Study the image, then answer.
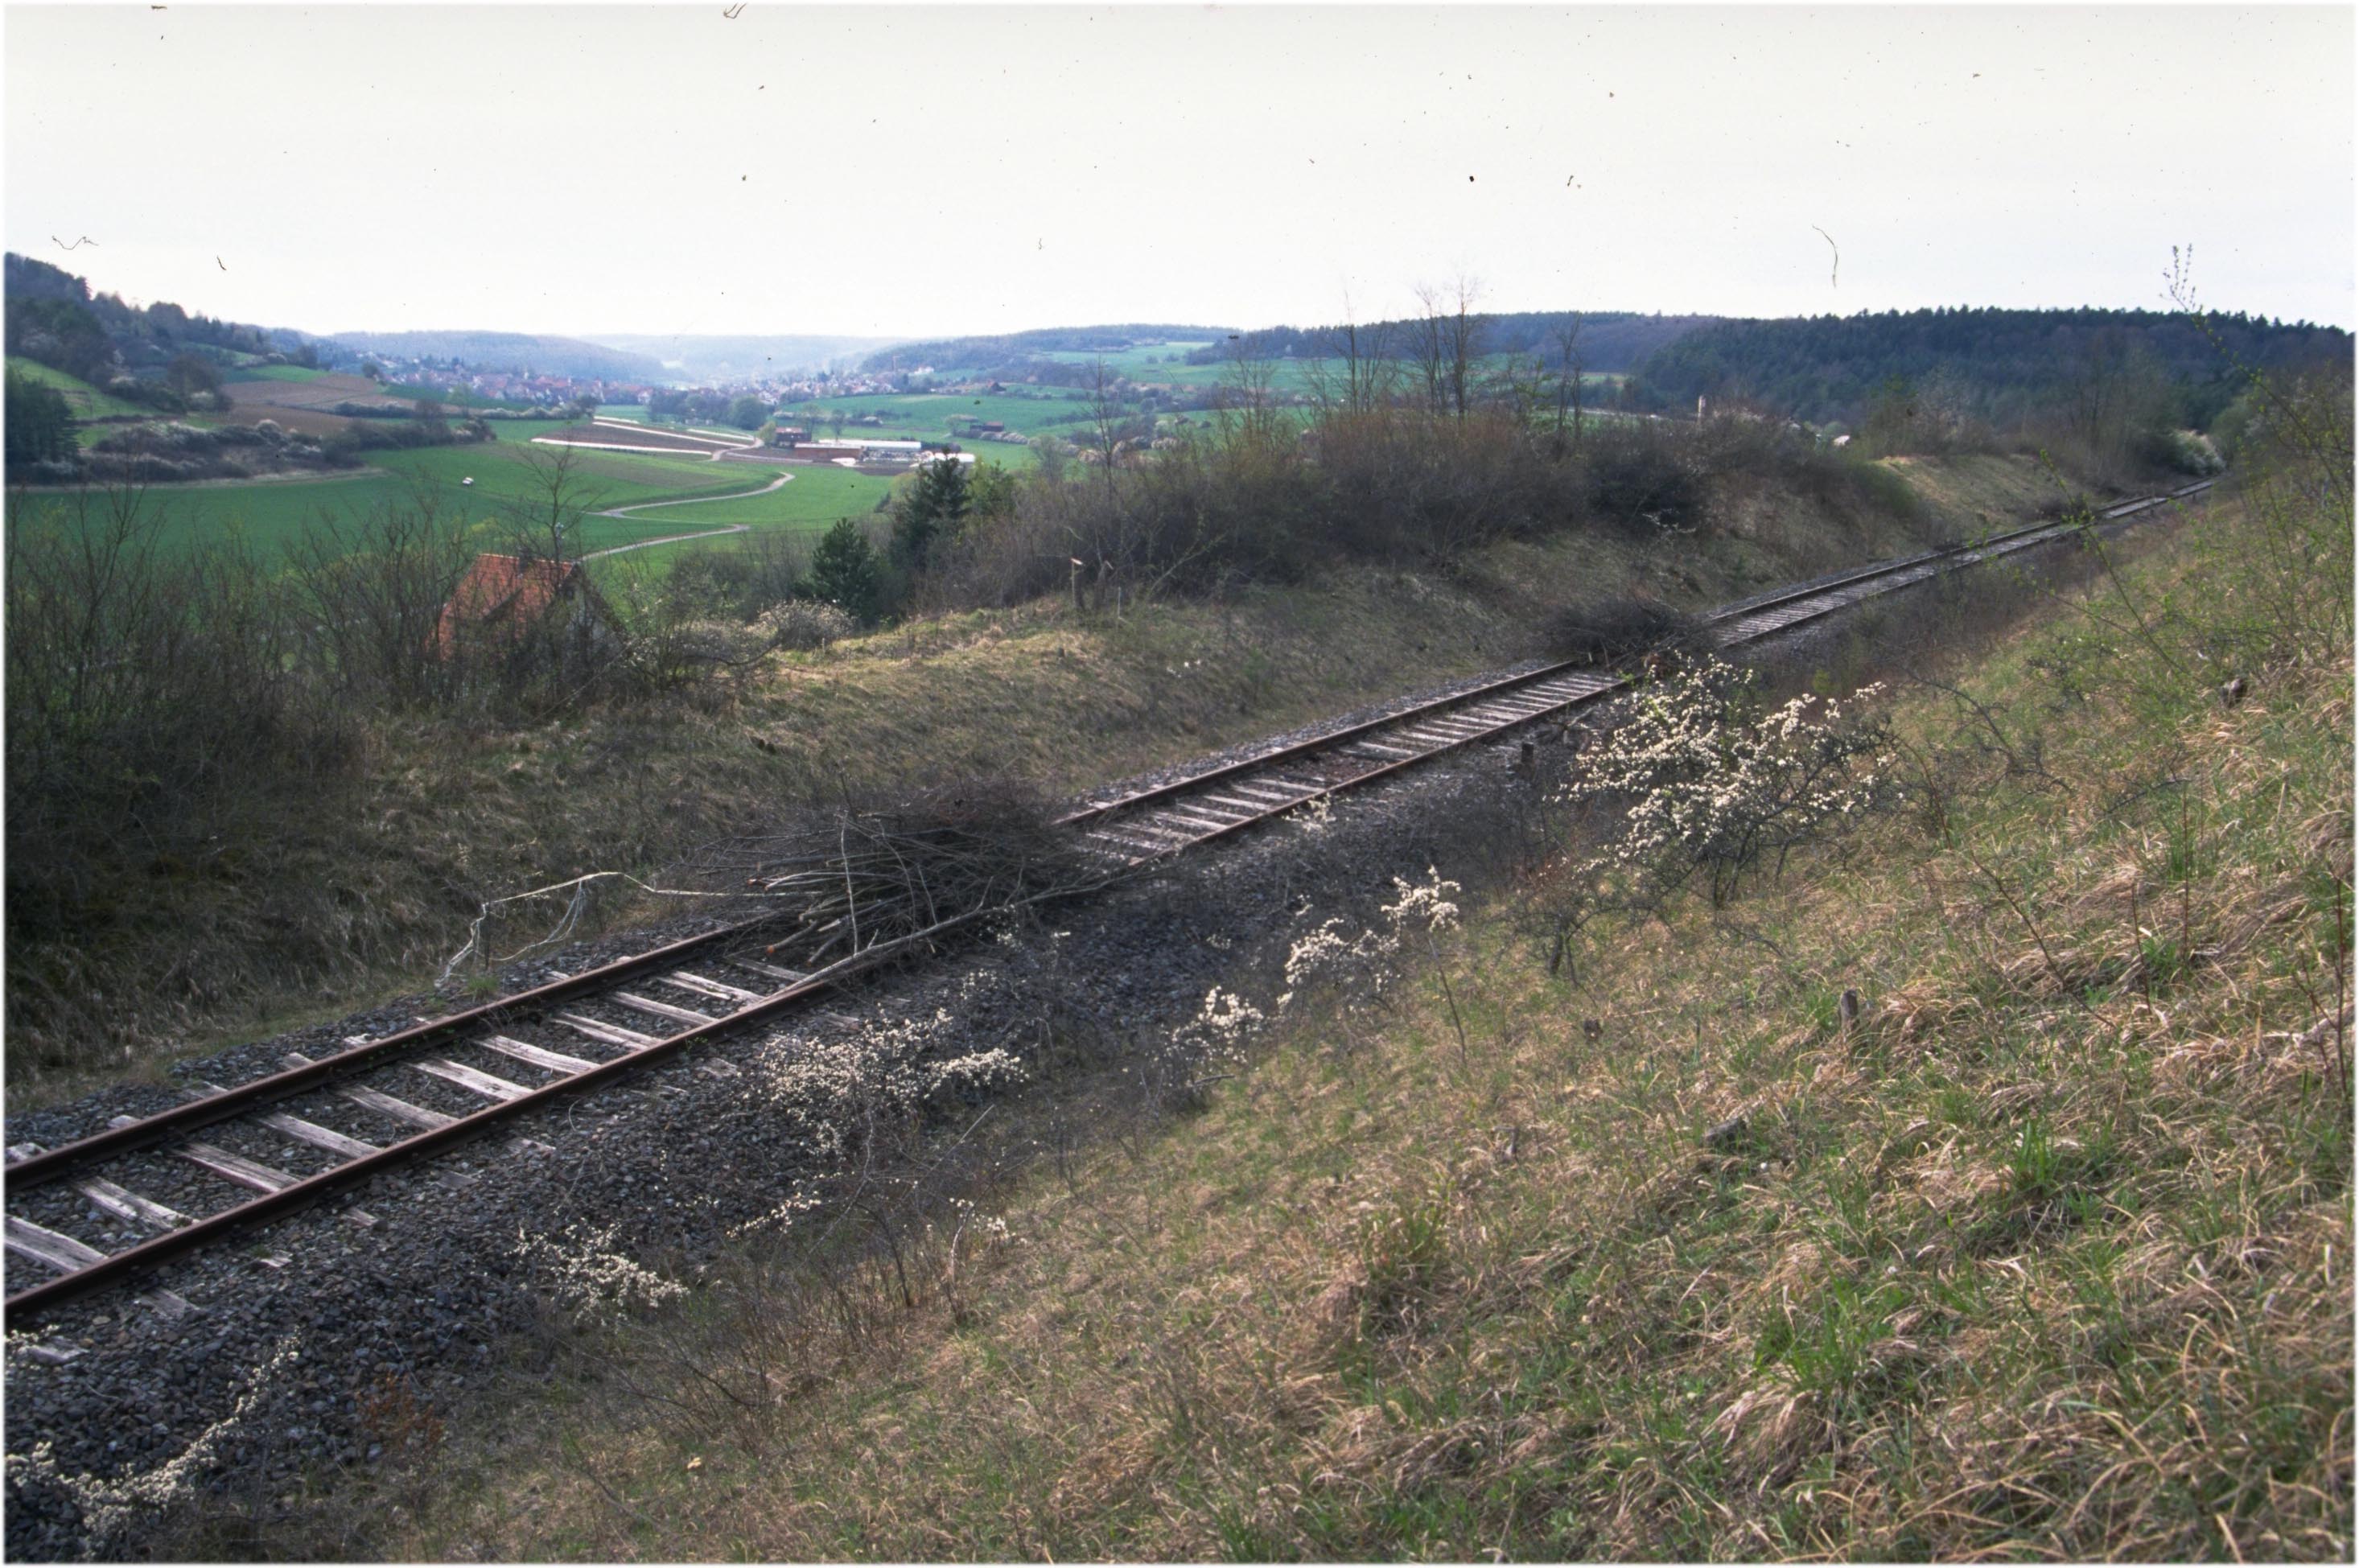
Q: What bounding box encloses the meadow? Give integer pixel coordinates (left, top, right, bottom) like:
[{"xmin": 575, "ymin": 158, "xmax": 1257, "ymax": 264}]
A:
[
  {"xmin": 7, "ymin": 356, "xmax": 148, "ymax": 420},
  {"xmin": 572, "ymin": 463, "xmax": 896, "ymax": 566},
  {"xmin": 4, "ymin": 431, "xmax": 801, "ymax": 560}
]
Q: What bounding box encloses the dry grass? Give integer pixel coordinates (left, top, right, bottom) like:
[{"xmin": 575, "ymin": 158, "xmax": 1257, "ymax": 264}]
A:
[{"xmin": 283, "ymin": 484, "xmax": 2353, "ymax": 1562}]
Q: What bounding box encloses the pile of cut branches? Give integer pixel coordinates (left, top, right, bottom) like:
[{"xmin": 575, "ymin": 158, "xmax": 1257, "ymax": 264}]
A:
[
  {"xmin": 1538, "ymin": 594, "xmax": 1706, "ymax": 667},
  {"xmin": 680, "ymin": 779, "xmax": 1097, "ymax": 969}
]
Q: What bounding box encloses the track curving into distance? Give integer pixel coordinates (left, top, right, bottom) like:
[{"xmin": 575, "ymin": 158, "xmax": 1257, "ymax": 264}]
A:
[{"xmin": 1, "ymin": 479, "xmax": 2211, "ymax": 1319}]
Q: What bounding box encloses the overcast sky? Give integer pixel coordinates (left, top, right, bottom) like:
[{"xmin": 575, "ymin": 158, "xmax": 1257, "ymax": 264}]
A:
[{"xmin": 6, "ymin": 3, "xmax": 2351, "ymax": 341}]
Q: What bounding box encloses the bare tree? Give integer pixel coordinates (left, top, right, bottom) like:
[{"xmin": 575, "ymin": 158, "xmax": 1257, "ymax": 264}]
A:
[
  {"xmin": 1442, "ymin": 274, "xmax": 1484, "ymax": 422},
  {"xmin": 1087, "ymin": 357, "xmax": 1125, "ymax": 505},
  {"xmin": 1307, "ymin": 293, "xmax": 1398, "ymax": 418},
  {"xmin": 1410, "ymin": 275, "xmax": 1485, "ymax": 421},
  {"xmin": 503, "ymin": 439, "xmax": 604, "ymax": 564},
  {"xmin": 1215, "ymin": 339, "xmax": 1282, "ymax": 451},
  {"xmin": 1553, "ymin": 314, "xmax": 1585, "ymax": 451},
  {"xmin": 1410, "ymin": 282, "xmax": 1449, "ymax": 416}
]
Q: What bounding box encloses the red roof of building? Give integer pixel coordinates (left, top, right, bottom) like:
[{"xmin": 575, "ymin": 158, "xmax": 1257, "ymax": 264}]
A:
[{"xmin": 433, "ymin": 553, "xmax": 602, "ymax": 658}]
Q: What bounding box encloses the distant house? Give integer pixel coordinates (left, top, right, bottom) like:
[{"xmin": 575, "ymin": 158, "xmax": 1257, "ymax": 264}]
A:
[
  {"xmin": 433, "ymin": 553, "xmax": 619, "ymax": 662},
  {"xmin": 772, "ymin": 425, "xmax": 809, "ymax": 447}
]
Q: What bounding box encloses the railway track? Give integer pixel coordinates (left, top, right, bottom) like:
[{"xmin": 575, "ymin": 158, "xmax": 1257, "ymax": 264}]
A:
[
  {"xmin": 1, "ymin": 478, "xmax": 2211, "ymax": 1319},
  {"xmin": 1063, "ymin": 479, "xmax": 2215, "ymax": 864}
]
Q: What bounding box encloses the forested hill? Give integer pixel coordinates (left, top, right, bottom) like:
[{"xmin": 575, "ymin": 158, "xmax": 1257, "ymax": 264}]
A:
[
  {"xmin": 862, "ymin": 324, "xmax": 1231, "ymax": 373},
  {"xmin": 1627, "ymin": 307, "xmax": 2352, "ymax": 425},
  {"xmin": 328, "ymin": 331, "xmax": 666, "ymax": 383},
  {"xmin": 1193, "ymin": 311, "xmax": 1722, "ymax": 374},
  {"xmin": 5, "ymin": 252, "xmax": 304, "ymax": 386}
]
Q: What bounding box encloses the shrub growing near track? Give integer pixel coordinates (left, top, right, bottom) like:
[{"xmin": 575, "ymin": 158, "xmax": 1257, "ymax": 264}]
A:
[{"xmin": 1543, "ymin": 657, "xmax": 1900, "ymax": 971}]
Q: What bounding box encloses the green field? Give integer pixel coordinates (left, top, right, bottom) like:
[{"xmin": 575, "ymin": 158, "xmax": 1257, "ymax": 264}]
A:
[
  {"xmin": 1029, "ymin": 340, "xmax": 1217, "ymax": 378},
  {"xmin": 5, "ymin": 430, "xmax": 793, "ymax": 559},
  {"xmin": 596, "ymin": 463, "xmax": 889, "ymax": 530},
  {"xmin": 572, "ymin": 465, "xmax": 905, "ymax": 574},
  {"xmin": 1029, "ymin": 347, "xmax": 1624, "ymax": 401},
  {"xmin": 7, "ymin": 356, "xmax": 148, "ymax": 419}
]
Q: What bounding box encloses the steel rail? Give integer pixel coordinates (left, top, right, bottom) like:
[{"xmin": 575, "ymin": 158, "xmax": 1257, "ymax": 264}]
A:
[
  {"xmin": 1, "ymin": 895, "xmax": 1054, "ymax": 1319},
  {"xmin": 3, "ymin": 914, "xmax": 787, "ymax": 1189},
  {"xmin": 1068, "ymin": 479, "xmax": 2214, "ymax": 838}
]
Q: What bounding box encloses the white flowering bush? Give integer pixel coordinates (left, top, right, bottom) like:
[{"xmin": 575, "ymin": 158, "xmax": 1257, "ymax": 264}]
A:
[
  {"xmin": 1289, "ymin": 792, "xmax": 1335, "ymax": 836},
  {"xmin": 1145, "ymin": 985, "xmax": 1266, "ymax": 1111},
  {"xmin": 7, "ymin": 1334, "xmax": 302, "ymax": 1547},
  {"xmin": 755, "ymin": 599, "xmax": 855, "ymax": 650},
  {"xmin": 1559, "ymin": 657, "xmax": 1899, "ymax": 916},
  {"xmin": 514, "ymin": 1221, "xmax": 690, "ymax": 1324},
  {"xmin": 1280, "ymin": 867, "xmax": 1464, "ymax": 1015},
  {"xmin": 761, "ymin": 1006, "xmax": 1027, "ymax": 1162},
  {"xmin": 1384, "ymin": 866, "xmax": 1464, "ymax": 934}
]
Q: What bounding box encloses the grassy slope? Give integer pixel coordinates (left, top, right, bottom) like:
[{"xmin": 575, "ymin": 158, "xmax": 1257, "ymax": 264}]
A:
[
  {"xmin": 381, "ymin": 486, "xmax": 2352, "ymax": 1562},
  {"xmin": 227, "ymin": 364, "xmax": 328, "ymax": 384},
  {"xmin": 7, "ymin": 355, "xmax": 147, "ymax": 420},
  {"xmin": 583, "ymin": 463, "xmax": 890, "ymax": 533}
]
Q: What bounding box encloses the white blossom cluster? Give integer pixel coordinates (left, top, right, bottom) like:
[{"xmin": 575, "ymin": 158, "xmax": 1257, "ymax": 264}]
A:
[
  {"xmin": 760, "ymin": 1005, "xmax": 1026, "ymax": 1162},
  {"xmin": 724, "ymin": 1183, "xmax": 824, "ymax": 1242},
  {"xmin": 513, "ymin": 1221, "xmax": 690, "ymax": 1323},
  {"xmin": 1559, "ymin": 657, "xmax": 1897, "ymax": 909},
  {"xmin": 8, "ymin": 1334, "xmax": 303, "ymax": 1545},
  {"xmin": 1384, "ymin": 866, "xmax": 1464, "ymax": 932},
  {"xmin": 1157, "ymin": 985, "xmax": 1265, "ymax": 1078},
  {"xmin": 1279, "ymin": 867, "xmax": 1462, "ymax": 1011},
  {"xmin": 1289, "ymin": 792, "xmax": 1336, "ymax": 835},
  {"xmin": 945, "ymin": 1195, "xmax": 1015, "ymax": 1248}
]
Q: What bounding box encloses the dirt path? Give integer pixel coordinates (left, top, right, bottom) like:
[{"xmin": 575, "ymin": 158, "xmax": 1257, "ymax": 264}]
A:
[{"xmin": 578, "ymin": 470, "xmax": 791, "ymax": 559}]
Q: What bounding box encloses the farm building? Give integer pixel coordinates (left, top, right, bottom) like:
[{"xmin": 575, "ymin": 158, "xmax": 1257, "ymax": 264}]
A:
[
  {"xmin": 433, "ymin": 552, "xmax": 619, "ymax": 662},
  {"xmin": 771, "ymin": 425, "xmax": 809, "ymax": 447}
]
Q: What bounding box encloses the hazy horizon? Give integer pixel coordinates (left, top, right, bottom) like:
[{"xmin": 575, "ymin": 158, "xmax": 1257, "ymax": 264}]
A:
[{"xmin": 7, "ymin": 4, "xmax": 2352, "ymax": 342}]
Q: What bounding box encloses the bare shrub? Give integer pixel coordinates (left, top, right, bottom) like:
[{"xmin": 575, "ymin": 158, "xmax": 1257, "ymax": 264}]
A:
[
  {"xmin": 4, "ymin": 486, "xmax": 354, "ymax": 949},
  {"xmin": 1579, "ymin": 423, "xmax": 1708, "ymax": 535},
  {"xmin": 285, "ymin": 482, "xmax": 476, "ymax": 709},
  {"xmin": 755, "ymin": 598, "xmax": 855, "ymax": 650},
  {"xmin": 1537, "ymin": 594, "xmax": 1706, "ymax": 666},
  {"xmin": 665, "ymin": 530, "xmax": 813, "ymax": 622}
]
